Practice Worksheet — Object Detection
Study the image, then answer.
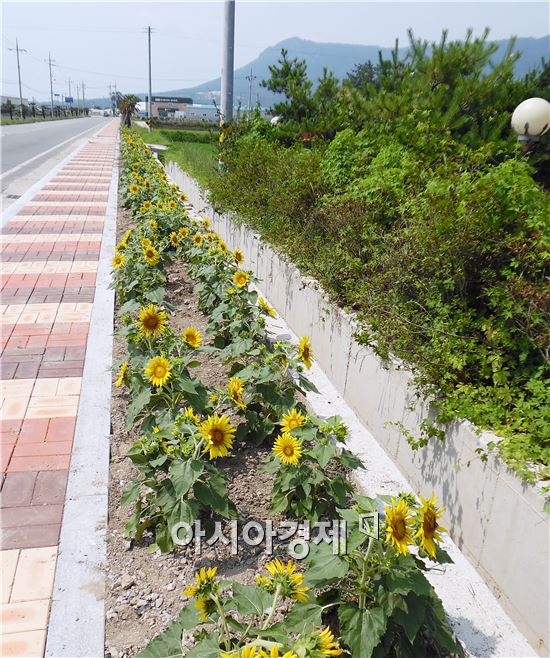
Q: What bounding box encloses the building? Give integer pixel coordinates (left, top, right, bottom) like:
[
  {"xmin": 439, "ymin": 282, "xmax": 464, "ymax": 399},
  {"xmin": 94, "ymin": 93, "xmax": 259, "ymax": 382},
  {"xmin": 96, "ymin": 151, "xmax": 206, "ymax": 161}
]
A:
[
  {"xmin": 144, "ymin": 96, "xmax": 193, "ymax": 119},
  {"xmin": 1, "ymin": 95, "xmax": 29, "ymax": 106},
  {"xmin": 183, "ymin": 104, "xmax": 219, "ymax": 122}
]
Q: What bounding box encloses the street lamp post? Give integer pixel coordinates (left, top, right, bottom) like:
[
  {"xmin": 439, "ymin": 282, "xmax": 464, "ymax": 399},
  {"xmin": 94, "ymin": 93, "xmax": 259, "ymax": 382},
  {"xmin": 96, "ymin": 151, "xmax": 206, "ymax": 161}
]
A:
[{"xmin": 511, "ymin": 97, "xmax": 550, "ymax": 147}]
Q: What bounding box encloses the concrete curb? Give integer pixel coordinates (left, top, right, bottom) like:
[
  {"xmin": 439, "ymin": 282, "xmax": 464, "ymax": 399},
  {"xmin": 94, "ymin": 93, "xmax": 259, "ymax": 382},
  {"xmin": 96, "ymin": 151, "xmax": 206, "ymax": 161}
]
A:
[
  {"xmin": 45, "ymin": 132, "xmax": 119, "ymax": 658},
  {"xmin": 169, "ymin": 163, "xmax": 547, "ymax": 656}
]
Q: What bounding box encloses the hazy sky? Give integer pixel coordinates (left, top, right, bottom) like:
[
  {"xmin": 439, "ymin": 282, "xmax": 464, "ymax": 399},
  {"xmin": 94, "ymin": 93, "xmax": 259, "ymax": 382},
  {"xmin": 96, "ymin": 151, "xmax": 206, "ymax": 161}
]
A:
[{"xmin": 2, "ymin": 1, "xmax": 549, "ymax": 102}]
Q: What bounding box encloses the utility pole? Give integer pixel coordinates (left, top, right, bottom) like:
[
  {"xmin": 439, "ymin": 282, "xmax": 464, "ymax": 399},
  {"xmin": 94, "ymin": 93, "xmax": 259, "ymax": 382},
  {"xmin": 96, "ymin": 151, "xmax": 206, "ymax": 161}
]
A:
[
  {"xmin": 48, "ymin": 53, "xmax": 55, "ymax": 117},
  {"xmin": 76, "ymin": 83, "xmax": 80, "ymax": 115},
  {"xmin": 81, "ymin": 81, "xmax": 86, "ymax": 114},
  {"xmin": 8, "ymin": 38, "xmax": 27, "ymax": 118},
  {"xmin": 246, "ymin": 68, "xmax": 256, "ymax": 113},
  {"xmin": 147, "ymin": 26, "xmax": 153, "ymax": 131},
  {"xmin": 220, "ymin": 0, "xmax": 235, "ymax": 125}
]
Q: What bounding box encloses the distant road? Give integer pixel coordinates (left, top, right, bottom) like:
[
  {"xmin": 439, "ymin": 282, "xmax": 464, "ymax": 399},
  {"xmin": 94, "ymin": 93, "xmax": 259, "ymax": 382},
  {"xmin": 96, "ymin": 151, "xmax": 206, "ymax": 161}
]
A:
[{"xmin": 1, "ymin": 117, "xmax": 106, "ymax": 177}]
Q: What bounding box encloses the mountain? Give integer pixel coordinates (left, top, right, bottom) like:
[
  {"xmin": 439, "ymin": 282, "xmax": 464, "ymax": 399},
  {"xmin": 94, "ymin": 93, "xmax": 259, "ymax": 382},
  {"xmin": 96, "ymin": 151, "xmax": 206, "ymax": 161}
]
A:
[
  {"xmin": 159, "ymin": 35, "xmax": 549, "ymax": 109},
  {"xmin": 85, "ymin": 35, "xmax": 548, "ymax": 109}
]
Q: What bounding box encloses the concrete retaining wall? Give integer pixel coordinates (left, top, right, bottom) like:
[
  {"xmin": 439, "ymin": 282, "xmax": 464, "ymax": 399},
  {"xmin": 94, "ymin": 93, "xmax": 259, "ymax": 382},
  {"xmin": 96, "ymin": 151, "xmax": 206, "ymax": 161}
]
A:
[{"xmin": 167, "ymin": 161, "xmax": 549, "ymax": 654}]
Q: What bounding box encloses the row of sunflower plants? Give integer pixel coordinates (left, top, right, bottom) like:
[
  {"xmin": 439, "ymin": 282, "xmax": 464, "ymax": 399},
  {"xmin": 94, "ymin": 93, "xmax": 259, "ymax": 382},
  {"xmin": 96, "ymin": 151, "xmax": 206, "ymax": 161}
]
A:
[{"xmin": 113, "ymin": 129, "xmax": 462, "ymax": 657}]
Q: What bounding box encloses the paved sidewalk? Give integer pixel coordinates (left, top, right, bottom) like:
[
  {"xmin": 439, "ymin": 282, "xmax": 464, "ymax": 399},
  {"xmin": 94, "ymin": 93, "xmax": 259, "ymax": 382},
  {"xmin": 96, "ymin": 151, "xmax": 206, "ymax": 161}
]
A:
[{"xmin": 1, "ymin": 120, "xmax": 118, "ymax": 657}]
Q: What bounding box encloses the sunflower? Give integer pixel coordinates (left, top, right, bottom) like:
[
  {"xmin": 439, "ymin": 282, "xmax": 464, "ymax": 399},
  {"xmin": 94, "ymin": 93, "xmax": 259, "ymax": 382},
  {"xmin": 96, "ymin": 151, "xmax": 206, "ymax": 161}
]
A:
[
  {"xmin": 144, "ymin": 356, "xmax": 171, "ymax": 388},
  {"xmin": 143, "ymin": 200, "xmax": 152, "ymax": 209},
  {"xmin": 112, "ymin": 252, "xmax": 125, "ymax": 269},
  {"xmin": 203, "ymin": 217, "xmax": 211, "ymax": 229},
  {"xmin": 143, "ymin": 245, "xmax": 160, "ymax": 266},
  {"xmin": 194, "ymin": 596, "xmax": 216, "ymax": 622},
  {"xmin": 192, "ymin": 233, "xmax": 203, "ymax": 246},
  {"xmin": 183, "ymin": 406, "xmax": 200, "ymax": 425},
  {"xmin": 169, "ymin": 200, "xmax": 177, "ymax": 209},
  {"xmin": 136, "ymin": 304, "xmax": 168, "ymax": 339},
  {"xmin": 178, "ymin": 227, "xmax": 190, "ymax": 238},
  {"xmin": 183, "ymin": 566, "xmax": 218, "ymax": 598},
  {"xmin": 218, "ymin": 239, "xmax": 228, "ymax": 253},
  {"xmin": 259, "ymin": 648, "xmax": 298, "ymax": 658},
  {"xmin": 182, "ymin": 326, "xmax": 201, "ymax": 348},
  {"xmin": 297, "ymin": 336, "xmax": 313, "ymax": 369},
  {"xmin": 180, "ymin": 193, "xmax": 187, "ymax": 201},
  {"xmin": 149, "ymin": 219, "xmax": 158, "ymax": 231},
  {"xmin": 170, "ymin": 231, "xmax": 179, "ymax": 247},
  {"xmin": 258, "ymin": 297, "xmax": 276, "ymax": 317},
  {"xmin": 280, "ymin": 408, "xmax": 306, "ymax": 434},
  {"xmin": 141, "ymin": 237, "xmax": 152, "ymax": 248},
  {"xmin": 385, "ymin": 498, "xmax": 415, "ymax": 555},
  {"xmin": 114, "ymin": 361, "xmax": 128, "ymax": 387},
  {"xmin": 144, "ymin": 179, "xmax": 151, "ymax": 189},
  {"xmin": 232, "ymin": 248, "xmax": 245, "ymax": 264},
  {"xmin": 201, "ymin": 414, "xmax": 235, "ymax": 459},
  {"xmin": 156, "ymin": 201, "xmax": 164, "ymax": 209},
  {"xmin": 227, "ymin": 376, "xmax": 245, "ymax": 408},
  {"xmin": 220, "ymin": 647, "xmax": 261, "ymax": 658},
  {"xmin": 273, "ymin": 434, "xmax": 302, "ymax": 466},
  {"xmin": 415, "ymin": 493, "xmax": 447, "ymax": 558},
  {"xmin": 129, "ymin": 183, "xmax": 139, "ymax": 193},
  {"xmin": 315, "ymin": 627, "xmax": 343, "ymax": 656},
  {"xmin": 259, "ymin": 559, "xmax": 309, "ymax": 603},
  {"xmin": 233, "ymin": 270, "xmax": 249, "ymax": 288}
]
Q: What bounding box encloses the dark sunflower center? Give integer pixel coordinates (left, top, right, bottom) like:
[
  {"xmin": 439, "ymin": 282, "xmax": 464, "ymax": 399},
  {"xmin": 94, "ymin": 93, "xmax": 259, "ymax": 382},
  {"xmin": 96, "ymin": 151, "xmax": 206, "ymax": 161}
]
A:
[
  {"xmin": 283, "ymin": 445, "xmax": 294, "ymax": 456},
  {"xmin": 423, "ymin": 510, "xmax": 437, "ymax": 536},
  {"xmin": 154, "ymin": 365, "xmax": 166, "ymax": 378},
  {"xmin": 211, "ymin": 429, "xmax": 225, "ymax": 446},
  {"xmin": 144, "ymin": 316, "xmax": 159, "ymax": 329},
  {"xmin": 393, "ymin": 518, "xmax": 406, "ymax": 540}
]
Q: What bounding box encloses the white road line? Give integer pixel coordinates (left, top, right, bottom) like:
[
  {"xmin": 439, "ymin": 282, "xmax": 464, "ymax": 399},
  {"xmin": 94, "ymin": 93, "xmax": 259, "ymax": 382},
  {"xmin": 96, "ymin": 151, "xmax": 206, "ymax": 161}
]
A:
[{"xmin": 0, "ymin": 122, "xmax": 102, "ymax": 181}]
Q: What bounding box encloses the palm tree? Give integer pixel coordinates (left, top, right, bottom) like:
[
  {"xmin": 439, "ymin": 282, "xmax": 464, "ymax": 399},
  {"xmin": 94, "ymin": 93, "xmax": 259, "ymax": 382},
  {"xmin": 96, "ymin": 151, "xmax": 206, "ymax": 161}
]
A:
[{"xmin": 117, "ymin": 94, "xmax": 140, "ymax": 127}]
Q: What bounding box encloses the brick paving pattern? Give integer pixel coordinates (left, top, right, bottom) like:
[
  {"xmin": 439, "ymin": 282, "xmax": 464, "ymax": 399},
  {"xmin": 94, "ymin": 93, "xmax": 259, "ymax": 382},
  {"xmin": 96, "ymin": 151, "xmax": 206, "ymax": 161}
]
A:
[{"xmin": 1, "ymin": 120, "xmax": 118, "ymax": 657}]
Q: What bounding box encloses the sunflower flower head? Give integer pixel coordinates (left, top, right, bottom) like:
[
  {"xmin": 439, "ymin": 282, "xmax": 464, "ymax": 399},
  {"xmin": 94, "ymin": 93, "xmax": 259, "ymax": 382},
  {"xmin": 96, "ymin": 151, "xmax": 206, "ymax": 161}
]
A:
[
  {"xmin": 203, "ymin": 217, "xmax": 211, "ymax": 229},
  {"xmin": 313, "ymin": 626, "xmax": 343, "ymax": 656},
  {"xmin": 297, "ymin": 336, "xmax": 313, "ymax": 369},
  {"xmin": 385, "ymin": 498, "xmax": 415, "ymax": 555},
  {"xmin": 273, "ymin": 434, "xmax": 302, "ymax": 466},
  {"xmin": 144, "ymin": 356, "xmax": 171, "ymax": 388},
  {"xmin": 129, "ymin": 183, "xmax": 139, "ymax": 194},
  {"xmin": 115, "ymin": 361, "xmax": 128, "ymax": 387},
  {"xmin": 258, "ymin": 297, "xmax": 276, "ymax": 317},
  {"xmin": 136, "ymin": 304, "xmax": 168, "ymax": 340},
  {"xmin": 233, "ymin": 248, "xmax": 245, "ymax": 264},
  {"xmin": 143, "ymin": 200, "xmax": 152, "ymax": 210},
  {"xmin": 183, "ymin": 406, "xmax": 201, "ymax": 425},
  {"xmin": 415, "ymin": 493, "xmax": 447, "ymax": 558},
  {"xmin": 233, "ymin": 270, "xmax": 249, "ymax": 288},
  {"xmin": 201, "ymin": 414, "xmax": 235, "ymax": 460},
  {"xmin": 149, "ymin": 219, "xmax": 158, "ymax": 231},
  {"xmin": 143, "ymin": 245, "xmax": 160, "ymax": 266},
  {"xmin": 258, "ymin": 559, "xmax": 309, "ymax": 603},
  {"xmin": 112, "ymin": 252, "xmax": 125, "ymax": 269},
  {"xmin": 280, "ymin": 408, "xmax": 306, "ymax": 434},
  {"xmin": 169, "ymin": 200, "xmax": 177, "ymax": 209},
  {"xmin": 192, "ymin": 232, "xmax": 203, "ymax": 246},
  {"xmin": 182, "ymin": 326, "xmax": 201, "ymax": 348},
  {"xmin": 220, "ymin": 646, "xmax": 262, "ymax": 658},
  {"xmin": 227, "ymin": 376, "xmax": 245, "ymax": 409},
  {"xmin": 170, "ymin": 231, "xmax": 180, "ymax": 247},
  {"xmin": 183, "ymin": 566, "xmax": 218, "ymax": 599},
  {"xmin": 180, "ymin": 192, "xmax": 187, "ymax": 202},
  {"xmin": 179, "ymin": 226, "xmax": 190, "ymax": 238}
]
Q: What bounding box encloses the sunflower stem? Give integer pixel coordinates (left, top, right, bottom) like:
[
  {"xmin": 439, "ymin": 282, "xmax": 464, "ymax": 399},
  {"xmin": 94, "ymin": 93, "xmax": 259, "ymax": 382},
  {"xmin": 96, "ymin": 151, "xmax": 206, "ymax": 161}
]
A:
[
  {"xmin": 358, "ymin": 537, "xmax": 374, "ymax": 609},
  {"xmin": 261, "ymin": 584, "xmax": 282, "ymax": 630},
  {"xmin": 212, "ymin": 595, "xmax": 231, "ymax": 651}
]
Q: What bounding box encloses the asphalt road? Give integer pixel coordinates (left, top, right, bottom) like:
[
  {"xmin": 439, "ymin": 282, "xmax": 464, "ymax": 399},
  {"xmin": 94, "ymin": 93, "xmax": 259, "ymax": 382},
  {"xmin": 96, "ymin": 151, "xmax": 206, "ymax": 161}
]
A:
[{"xmin": 1, "ymin": 117, "xmax": 106, "ymax": 177}]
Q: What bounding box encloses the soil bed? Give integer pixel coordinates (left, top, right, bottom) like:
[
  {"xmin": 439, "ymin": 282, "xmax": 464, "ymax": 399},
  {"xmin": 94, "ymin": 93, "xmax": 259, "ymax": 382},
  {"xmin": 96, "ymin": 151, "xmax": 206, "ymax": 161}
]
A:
[{"xmin": 105, "ymin": 202, "xmax": 278, "ymax": 657}]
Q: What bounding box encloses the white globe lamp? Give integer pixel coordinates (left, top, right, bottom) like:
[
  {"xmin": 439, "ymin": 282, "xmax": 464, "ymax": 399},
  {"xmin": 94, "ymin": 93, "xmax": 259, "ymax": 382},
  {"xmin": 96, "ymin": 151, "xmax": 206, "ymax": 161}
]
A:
[{"xmin": 511, "ymin": 97, "xmax": 550, "ymax": 143}]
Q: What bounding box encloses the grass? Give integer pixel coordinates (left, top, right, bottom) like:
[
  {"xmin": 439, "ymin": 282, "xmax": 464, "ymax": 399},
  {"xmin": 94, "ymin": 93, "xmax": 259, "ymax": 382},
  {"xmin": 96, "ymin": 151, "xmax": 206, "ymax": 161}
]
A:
[{"xmin": 135, "ymin": 126, "xmax": 218, "ymax": 188}]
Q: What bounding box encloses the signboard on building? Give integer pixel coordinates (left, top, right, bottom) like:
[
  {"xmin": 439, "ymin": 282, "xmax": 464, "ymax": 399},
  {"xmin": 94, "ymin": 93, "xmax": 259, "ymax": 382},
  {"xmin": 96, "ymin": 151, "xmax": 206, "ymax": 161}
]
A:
[
  {"xmin": 65, "ymin": 97, "xmax": 74, "ymax": 104},
  {"xmin": 146, "ymin": 96, "xmax": 193, "ymax": 105}
]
